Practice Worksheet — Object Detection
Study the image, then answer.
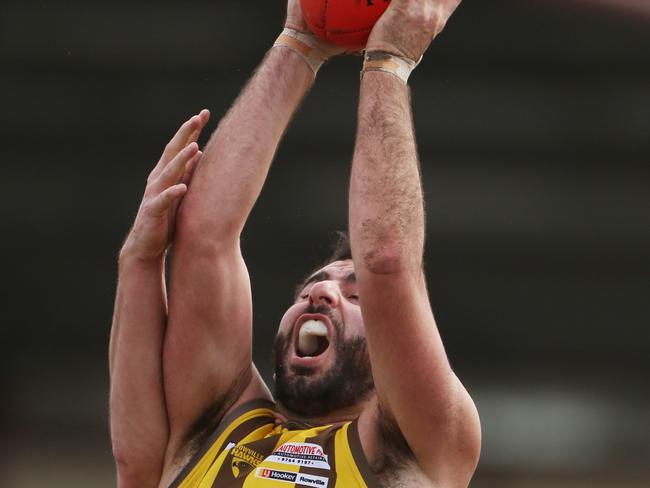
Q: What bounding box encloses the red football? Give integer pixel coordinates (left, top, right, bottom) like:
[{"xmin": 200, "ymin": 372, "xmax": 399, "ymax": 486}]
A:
[{"xmin": 300, "ymin": 0, "xmax": 391, "ymax": 50}]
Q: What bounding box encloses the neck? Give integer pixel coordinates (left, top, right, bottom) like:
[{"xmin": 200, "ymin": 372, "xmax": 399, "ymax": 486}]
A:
[{"xmin": 275, "ymin": 396, "xmax": 374, "ymax": 427}]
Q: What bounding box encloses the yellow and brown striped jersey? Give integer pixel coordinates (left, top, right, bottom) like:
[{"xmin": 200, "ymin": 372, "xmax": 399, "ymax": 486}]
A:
[{"xmin": 170, "ymin": 400, "xmax": 378, "ymax": 488}]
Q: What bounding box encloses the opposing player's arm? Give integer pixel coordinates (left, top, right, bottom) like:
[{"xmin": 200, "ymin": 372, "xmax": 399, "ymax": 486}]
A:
[
  {"xmin": 350, "ymin": 1, "xmax": 480, "ymax": 485},
  {"xmin": 161, "ymin": 5, "xmax": 332, "ymax": 463},
  {"xmin": 109, "ymin": 114, "xmax": 207, "ymax": 487},
  {"xmin": 110, "ymin": 258, "xmax": 169, "ymax": 487}
]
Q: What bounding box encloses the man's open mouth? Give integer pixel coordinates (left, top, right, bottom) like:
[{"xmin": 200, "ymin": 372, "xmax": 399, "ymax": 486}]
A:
[{"xmin": 295, "ymin": 319, "xmax": 331, "ymax": 358}]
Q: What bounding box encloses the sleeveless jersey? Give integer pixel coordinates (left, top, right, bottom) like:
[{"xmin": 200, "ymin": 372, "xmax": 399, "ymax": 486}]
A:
[{"xmin": 170, "ymin": 400, "xmax": 378, "ymax": 488}]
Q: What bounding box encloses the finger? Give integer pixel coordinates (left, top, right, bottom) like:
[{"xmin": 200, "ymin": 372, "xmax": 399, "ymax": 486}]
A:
[
  {"xmin": 161, "ymin": 113, "xmax": 203, "ymax": 161},
  {"xmin": 149, "ymin": 117, "xmax": 198, "ymax": 179},
  {"xmin": 168, "ymin": 109, "xmax": 210, "ymax": 152},
  {"xmin": 149, "ymin": 142, "xmax": 199, "ymax": 193},
  {"xmin": 147, "ymin": 184, "xmax": 188, "ymax": 216},
  {"xmin": 185, "ymin": 109, "xmax": 211, "ymax": 145},
  {"xmin": 150, "ymin": 110, "xmax": 209, "ymax": 179},
  {"xmin": 180, "ymin": 151, "xmax": 202, "ymax": 187}
]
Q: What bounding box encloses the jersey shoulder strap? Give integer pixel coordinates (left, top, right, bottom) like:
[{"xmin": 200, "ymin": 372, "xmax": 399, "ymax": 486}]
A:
[{"xmin": 334, "ymin": 419, "xmax": 379, "ymax": 488}]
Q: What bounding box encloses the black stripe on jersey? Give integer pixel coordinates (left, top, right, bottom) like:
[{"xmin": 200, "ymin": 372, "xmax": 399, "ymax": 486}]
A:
[
  {"xmin": 298, "ymin": 424, "xmax": 339, "ymax": 487},
  {"xmin": 347, "ymin": 419, "xmax": 380, "ymax": 488}
]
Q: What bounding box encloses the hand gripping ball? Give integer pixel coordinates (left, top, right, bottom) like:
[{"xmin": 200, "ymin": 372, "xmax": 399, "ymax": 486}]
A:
[{"xmin": 300, "ymin": 0, "xmax": 391, "ymax": 50}]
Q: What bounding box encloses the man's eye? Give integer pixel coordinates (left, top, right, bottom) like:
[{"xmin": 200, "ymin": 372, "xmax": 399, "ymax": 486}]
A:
[
  {"xmin": 300, "ymin": 294, "xmax": 308, "ymax": 300},
  {"xmin": 348, "ymin": 295, "xmax": 359, "ymax": 301}
]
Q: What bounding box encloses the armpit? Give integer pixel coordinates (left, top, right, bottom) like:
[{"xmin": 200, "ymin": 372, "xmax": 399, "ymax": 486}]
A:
[
  {"xmin": 177, "ymin": 364, "xmax": 253, "ymax": 462},
  {"xmin": 371, "ymin": 402, "xmax": 416, "ymax": 475}
]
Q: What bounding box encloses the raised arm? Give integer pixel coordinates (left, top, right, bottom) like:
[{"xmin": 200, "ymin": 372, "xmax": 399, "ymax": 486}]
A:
[
  {"xmin": 161, "ymin": 1, "xmax": 343, "ymax": 468},
  {"xmin": 109, "ymin": 112, "xmax": 209, "ymax": 487},
  {"xmin": 349, "ymin": 1, "xmax": 481, "ymax": 485}
]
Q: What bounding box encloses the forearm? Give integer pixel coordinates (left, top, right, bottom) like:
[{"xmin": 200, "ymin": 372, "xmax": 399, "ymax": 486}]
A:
[
  {"xmin": 177, "ymin": 45, "xmax": 315, "ymax": 244},
  {"xmin": 349, "ymin": 72, "xmax": 425, "ymax": 275},
  {"xmin": 109, "ymin": 255, "xmax": 169, "ymax": 483},
  {"xmin": 350, "ymin": 2, "xmax": 481, "ymax": 481},
  {"xmin": 349, "ymin": 71, "xmax": 476, "ymax": 480}
]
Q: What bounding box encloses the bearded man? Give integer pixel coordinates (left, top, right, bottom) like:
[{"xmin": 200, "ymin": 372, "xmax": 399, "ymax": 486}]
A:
[{"xmin": 109, "ymin": 0, "xmax": 481, "ymax": 486}]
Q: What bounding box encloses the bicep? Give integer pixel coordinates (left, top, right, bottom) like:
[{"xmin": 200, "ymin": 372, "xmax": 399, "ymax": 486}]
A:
[
  {"xmin": 358, "ymin": 269, "xmax": 480, "ymax": 482},
  {"xmin": 162, "ymin": 238, "xmax": 264, "ymax": 450}
]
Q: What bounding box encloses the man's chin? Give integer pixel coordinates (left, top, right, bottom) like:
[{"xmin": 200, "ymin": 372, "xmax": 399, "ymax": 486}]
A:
[
  {"xmin": 272, "ymin": 330, "xmax": 375, "ymax": 419},
  {"xmin": 274, "ymin": 373, "xmax": 340, "ymax": 418}
]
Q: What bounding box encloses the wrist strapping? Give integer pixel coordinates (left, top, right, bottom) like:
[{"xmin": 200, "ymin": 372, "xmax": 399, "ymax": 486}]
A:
[
  {"xmin": 273, "ymin": 28, "xmax": 343, "ymax": 74},
  {"xmin": 361, "ymin": 51, "xmax": 421, "ymax": 84}
]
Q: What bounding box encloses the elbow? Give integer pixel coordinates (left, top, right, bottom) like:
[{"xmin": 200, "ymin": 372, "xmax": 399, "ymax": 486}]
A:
[
  {"xmin": 175, "ymin": 203, "xmax": 240, "ymax": 255},
  {"xmin": 111, "ymin": 436, "xmax": 162, "ymax": 488},
  {"xmin": 358, "ymin": 241, "xmax": 421, "ymax": 276},
  {"xmin": 352, "ymin": 215, "xmax": 424, "ymax": 275},
  {"xmin": 114, "ymin": 458, "xmax": 138, "ymax": 488},
  {"xmin": 362, "ymin": 246, "xmax": 407, "ymax": 275},
  {"xmin": 113, "ymin": 454, "xmax": 160, "ymax": 488}
]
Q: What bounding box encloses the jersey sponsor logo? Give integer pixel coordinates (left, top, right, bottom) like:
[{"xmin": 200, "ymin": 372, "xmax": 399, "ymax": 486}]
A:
[
  {"xmin": 295, "ymin": 473, "xmax": 329, "ymax": 487},
  {"xmin": 266, "ymin": 442, "xmax": 331, "ymax": 470},
  {"xmin": 255, "ymin": 468, "xmax": 329, "ymax": 487},
  {"xmin": 230, "ymin": 444, "xmax": 265, "ymax": 478},
  {"xmin": 255, "ymin": 468, "xmax": 297, "ymax": 483}
]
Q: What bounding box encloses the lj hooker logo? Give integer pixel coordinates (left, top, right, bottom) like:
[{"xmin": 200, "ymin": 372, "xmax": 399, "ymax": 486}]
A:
[{"xmin": 230, "ymin": 445, "xmax": 264, "ymax": 478}]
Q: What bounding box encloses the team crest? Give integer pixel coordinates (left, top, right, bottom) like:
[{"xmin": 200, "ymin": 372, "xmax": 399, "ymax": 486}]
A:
[{"xmin": 229, "ymin": 444, "xmax": 265, "ymax": 478}]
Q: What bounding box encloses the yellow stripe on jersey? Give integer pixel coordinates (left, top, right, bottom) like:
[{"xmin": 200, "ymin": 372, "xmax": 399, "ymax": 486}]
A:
[{"xmin": 334, "ymin": 423, "xmax": 368, "ymax": 487}]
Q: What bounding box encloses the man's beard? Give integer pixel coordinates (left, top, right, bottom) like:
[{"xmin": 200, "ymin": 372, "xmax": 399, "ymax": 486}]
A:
[{"xmin": 272, "ymin": 305, "xmax": 375, "ymax": 419}]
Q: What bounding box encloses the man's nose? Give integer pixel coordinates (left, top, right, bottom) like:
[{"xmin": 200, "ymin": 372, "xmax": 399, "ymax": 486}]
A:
[{"xmin": 308, "ymin": 281, "xmax": 340, "ymax": 308}]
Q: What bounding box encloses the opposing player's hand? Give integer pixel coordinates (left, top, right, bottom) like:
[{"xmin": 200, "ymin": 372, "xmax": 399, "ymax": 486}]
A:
[
  {"xmin": 121, "ymin": 110, "xmax": 210, "ymax": 262},
  {"xmin": 366, "ymin": 0, "xmax": 462, "ymax": 62}
]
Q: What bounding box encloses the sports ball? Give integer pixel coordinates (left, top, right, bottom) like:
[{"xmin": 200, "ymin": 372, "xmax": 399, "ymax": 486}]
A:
[{"xmin": 300, "ymin": 0, "xmax": 391, "ymax": 50}]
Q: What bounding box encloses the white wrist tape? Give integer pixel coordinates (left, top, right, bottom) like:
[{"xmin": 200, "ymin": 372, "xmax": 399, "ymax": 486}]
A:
[
  {"xmin": 361, "ymin": 51, "xmax": 421, "ymax": 84},
  {"xmin": 273, "ymin": 28, "xmax": 343, "ymax": 74}
]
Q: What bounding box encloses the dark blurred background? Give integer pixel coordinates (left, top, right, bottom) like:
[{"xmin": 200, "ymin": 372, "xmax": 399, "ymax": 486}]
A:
[{"xmin": 2, "ymin": 0, "xmax": 649, "ymax": 486}]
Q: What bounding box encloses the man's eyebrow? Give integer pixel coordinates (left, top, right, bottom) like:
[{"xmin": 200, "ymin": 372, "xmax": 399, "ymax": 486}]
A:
[
  {"xmin": 302, "ymin": 271, "xmax": 330, "ymax": 289},
  {"xmin": 294, "ymin": 271, "xmax": 329, "ymax": 300},
  {"xmin": 344, "ymin": 272, "xmax": 357, "ymax": 284},
  {"xmin": 294, "ymin": 270, "xmax": 355, "ymax": 300}
]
